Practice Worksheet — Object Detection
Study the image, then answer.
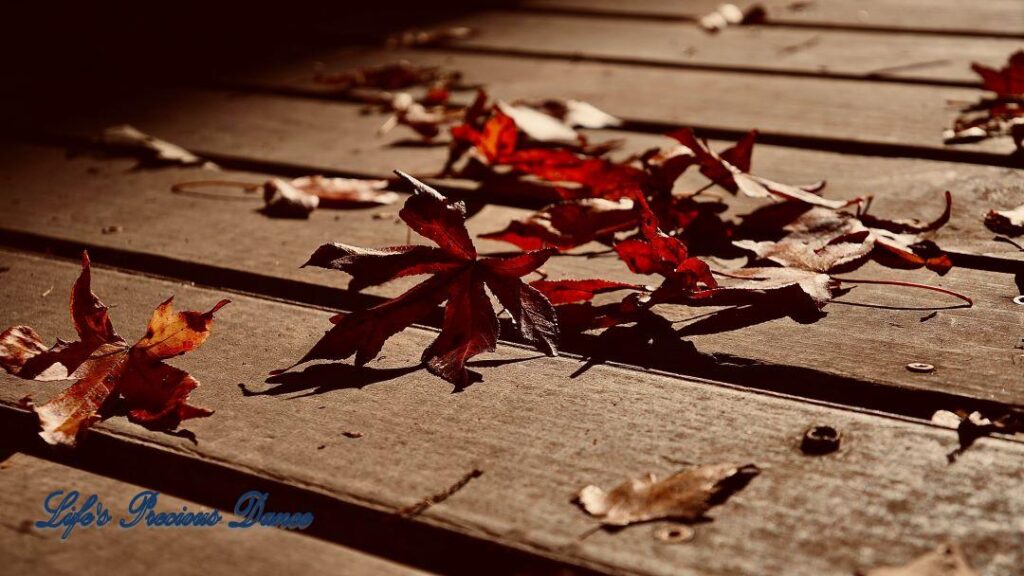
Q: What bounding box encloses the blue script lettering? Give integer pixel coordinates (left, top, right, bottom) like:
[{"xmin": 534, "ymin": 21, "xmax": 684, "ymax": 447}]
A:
[
  {"xmin": 121, "ymin": 490, "xmax": 222, "ymax": 528},
  {"xmin": 36, "ymin": 490, "xmax": 111, "ymax": 541},
  {"xmin": 228, "ymin": 491, "xmax": 314, "ymax": 530}
]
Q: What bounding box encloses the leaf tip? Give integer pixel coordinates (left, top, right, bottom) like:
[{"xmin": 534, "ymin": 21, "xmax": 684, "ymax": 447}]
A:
[{"xmin": 207, "ymin": 299, "xmax": 231, "ymax": 316}]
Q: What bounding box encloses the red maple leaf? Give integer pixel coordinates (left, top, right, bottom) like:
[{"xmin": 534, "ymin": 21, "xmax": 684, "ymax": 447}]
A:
[
  {"xmin": 972, "ymin": 50, "xmax": 1024, "ymax": 97},
  {"xmin": 613, "ymin": 197, "xmax": 717, "ymax": 294},
  {"xmin": 528, "ymin": 199, "xmax": 718, "ymax": 333},
  {"xmin": 290, "ymin": 171, "xmax": 559, "ymax": 388},
  {"xmin": 0, "ymin": 252, "xmax": 228, "ymax": 445}
]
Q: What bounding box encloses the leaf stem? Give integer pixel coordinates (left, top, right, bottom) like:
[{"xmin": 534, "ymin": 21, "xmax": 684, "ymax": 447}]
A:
[{"xmin": 833, "ymin": 276, "xmax": 973, "ymax": 307}]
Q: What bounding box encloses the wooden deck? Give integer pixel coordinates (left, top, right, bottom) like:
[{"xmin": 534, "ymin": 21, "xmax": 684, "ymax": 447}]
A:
[{"xmin": 1, "ymin": 2, "xmax": 1022, "ymax": 575}]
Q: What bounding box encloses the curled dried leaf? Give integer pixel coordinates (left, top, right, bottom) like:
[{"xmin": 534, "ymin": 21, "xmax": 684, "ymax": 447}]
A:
[
  {"xmin": 984, "ymin": 203, "xmax": 1024, "ymax": 236},
  {"xmin": 263, "ymin": 176, "xmax": 400, "ymax": 218},
  {"xmin": 577, "ymin": 463, "xmax": 760, "ymax": 526},
  {"xmin": 699, "ymin": 3, "xmax": 767, "ymax": 33},
  {"xmin": 704, "ymin": 267, "xmax": 838, "ymax": 308},
  {"xmin": 101, "ymin": 125, "xmax": 214, "ymax": 169}
]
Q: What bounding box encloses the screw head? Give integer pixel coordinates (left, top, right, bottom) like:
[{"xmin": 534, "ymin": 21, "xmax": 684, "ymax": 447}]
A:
[
  {"xmin": 655, "ymin": 525, "xmax": 695, "ymax": 543},
  {"xmin": 906, "ymin": 362, "xmax": 935, "ymax": 373},
  {"xmin": 801, "ymin": 424, "xmax": 842, "ymax": 455}
]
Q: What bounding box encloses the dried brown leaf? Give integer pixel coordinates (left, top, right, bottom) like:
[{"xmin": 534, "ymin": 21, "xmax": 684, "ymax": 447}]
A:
[
  {"xmin": 577, "ymin": 463, "xmax": 759, "ymax": 526},
  {"xmin": 101, "ymin": 125, "xmax": 215, "ymax": 169},
  {"xmin": 984, "ymin": 203, "xmax": 1024, "ymax": 236}
]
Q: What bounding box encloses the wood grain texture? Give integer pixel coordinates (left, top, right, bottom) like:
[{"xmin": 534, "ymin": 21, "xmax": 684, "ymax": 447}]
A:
[
  {"xmin": 0, "ymin": 143, "xmax": 1022, "ymax": 408},
  {"xmin": 436, "ymin": 11, "xmax": 1022, "ymax": 85},
  {"xmin": 0, "ymin": 251, "xmax": 1021, "ymax": 576},
  {"xmin": 0, "ymin": 452, "xmax": 432, "ymax": 576},
  {"xmin": 519, "ymin": 0, "xmax": 1024, "ymax": 38}
]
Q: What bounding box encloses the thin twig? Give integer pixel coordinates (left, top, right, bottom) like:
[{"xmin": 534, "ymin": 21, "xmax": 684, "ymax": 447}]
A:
[{"xmin": 398, "ymin": 469, "xmax": 484, "ymax": 518}]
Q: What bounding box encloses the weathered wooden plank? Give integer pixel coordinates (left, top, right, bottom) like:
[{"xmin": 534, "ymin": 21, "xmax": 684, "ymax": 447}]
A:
[
  {"xmin": 214, "ymin": 47, "xmax": 1018, "ymax": 163},
  {"xmin": 0, "ymin": 452, "xmax": 431, "ymax": 576},
  {"xmin": 0, "ymin": 250, "xmax": 1022, "ymax": 576},
  {"xmin": 13, "ymin": 93, "xmax": 1022, "ymax": 262},
  {"xmin": 434, "ymin": 11, "xmax": 1021, "ymax": 85},
  {"xmin": 0, "ymin": 143, "xmax": 1022, "ymax": 409},
  {"xmin": 519, "ymin": 0, "xmax": 1024, "ymax": 38},
  {"xmin": 23, "ymin": 49, "xmax": 1016, "ymax": 163}
]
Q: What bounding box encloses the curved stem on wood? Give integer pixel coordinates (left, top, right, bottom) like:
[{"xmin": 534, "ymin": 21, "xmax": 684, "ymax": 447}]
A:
[{"xmin": 834, "ymin": 276, "xmax": 973, "ymax": 307}]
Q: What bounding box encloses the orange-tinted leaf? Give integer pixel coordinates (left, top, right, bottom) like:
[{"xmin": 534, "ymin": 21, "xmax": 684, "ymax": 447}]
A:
[
  {"xmin": 34, "ymin": 345, "xmax": 127, "ymax": 446},
  {"xmin": 0, "ymin": 252, "xmax": 227, "ymax": 445},
  {"xmin": 71, "ymin": 252, "xmax": 121, "ymax": 345},
  {"xmin": 119, "ymin": 358, "xmax": 213, "ymax": 426},
  {"xmin": 134, "ymin": 297, "xmax": 230, "ymax": 361}
]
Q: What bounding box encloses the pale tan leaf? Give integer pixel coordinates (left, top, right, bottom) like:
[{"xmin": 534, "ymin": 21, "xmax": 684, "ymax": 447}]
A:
[{"xmin": 577, "ymin": 463, "xmax": 759, "ymax": 526}]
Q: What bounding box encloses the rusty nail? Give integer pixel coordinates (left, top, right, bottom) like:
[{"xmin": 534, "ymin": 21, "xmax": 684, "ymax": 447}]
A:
[{"xmin": 801, "ymin": 424, "xmax": 842, "ymax": 455}]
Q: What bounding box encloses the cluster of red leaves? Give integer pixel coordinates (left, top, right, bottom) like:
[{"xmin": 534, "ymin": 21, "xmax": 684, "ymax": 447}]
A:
[
  {"xmin": 946, "ymin": 50, "xmax": 1024, "ymax": 149},
  {"xmin": 0, "ymin": 253, "xmax": 228, "ymax": 445},
  {"xmin": 283, "ymin": 87, "xmax": 963, "ymax": 385}
]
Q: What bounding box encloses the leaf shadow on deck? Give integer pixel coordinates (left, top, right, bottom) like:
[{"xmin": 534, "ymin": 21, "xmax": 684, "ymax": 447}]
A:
[
  {"xmin": 243, "ymin": 354, "xmax": 549, "ymax": 398},
  {"xmin": 568, "ymin": 300, "xmax": 824, "ymax": 378},
  {"xmin": 242, "ymin": 363, "xmax": 423, "ymax": 398}
]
